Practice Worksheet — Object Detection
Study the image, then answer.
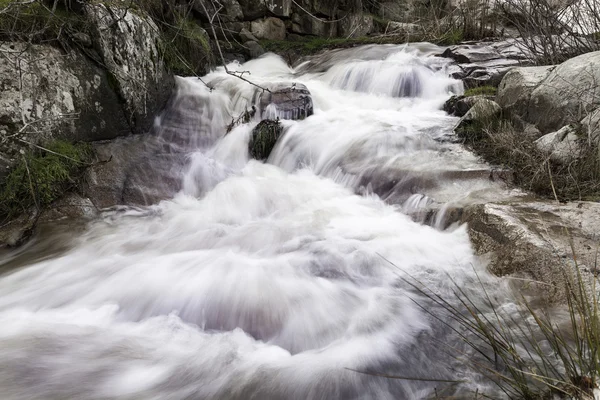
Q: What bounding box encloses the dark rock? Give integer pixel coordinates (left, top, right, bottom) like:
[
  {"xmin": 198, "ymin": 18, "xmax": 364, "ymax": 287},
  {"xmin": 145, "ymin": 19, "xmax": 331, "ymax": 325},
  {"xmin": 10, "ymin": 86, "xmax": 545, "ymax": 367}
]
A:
[
  {"xmin": 444, "ymin": 95, "xmax": 494, "ymax": 117},
  {"xmin": 245, "ymin": 41, "xmax": 266, "ymax": 59},
  {"xmin": 249, "ymin": 120, "xmax": 284, "ymax": 160},
  {"xmin": 0, "ymin": 209, "xmax": 38, "ymax": 248},
  {"xmin": 257, "ymin": 83, "xmax": 314, "ymax": 120}
]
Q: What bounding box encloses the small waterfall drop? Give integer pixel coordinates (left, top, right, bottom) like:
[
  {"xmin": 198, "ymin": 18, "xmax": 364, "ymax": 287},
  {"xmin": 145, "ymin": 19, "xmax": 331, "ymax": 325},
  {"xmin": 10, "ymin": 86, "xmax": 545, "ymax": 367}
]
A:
[{"xmin": 0, "ymin": 44, "xmax": 517, "ymax": 400}]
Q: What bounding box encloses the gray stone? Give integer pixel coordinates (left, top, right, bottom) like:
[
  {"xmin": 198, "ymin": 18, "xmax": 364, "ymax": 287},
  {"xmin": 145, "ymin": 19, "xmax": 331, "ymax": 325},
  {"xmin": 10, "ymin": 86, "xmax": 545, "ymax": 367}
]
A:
[
  {"xmin": 265, "ymin": 0, "xmax": 292, "ymax": 17},
  {"xmin": 251, "ymin": 17, "xmax": 286, "ymax": 40},
  {"xmin": 291, "ymin": 12, "xmax": 331, "ymax": 37},
  {"xmin": 497, "ymin": 66, "xmax": 555, "ymax": 115},
  {"xmin": 444, "ymin": 95, "xmax": 493, "ymax": 117},
  {"xmin": 528, "ymin": 51, "xmax": 600, "ymax": 133},
  {"xmin": 194, "ymin": 0, "xmax": 243, "ymax": 22},
  {"xmin": 460, "ymin": 98, "xmax": 502, "ymax": 123},
  {"xmin": 0, "ymin": 41, "xmax": 129, "ymax": 171},
  {"xmin": 377, "ymin": 1, "xmax": 413, "ymax": 22},
  {"xmin": 534, "ymin": 125, "xmax": 582, "ymax": 164},
  {"xmin": 338, "ymin": 13, "xmax": 374, "ymax": 38},
  {"xmin": 580, "ymin": 108, "xmax": 600, "ymax": 145},
  {"xmin": 245, "ymin": 41, "xmax": 266, "ymax": 59},
  {"xmin": 84, "ymin": 3, "xmax": 174, "ymax": 135},
  {"xmin": 38, "ymin": 193, "xmax": 97, "ymax": 223},
  {"xmin": 240, "ymin": 27, "xmax": 258, "ymax": 42},
  {"xmin": 257, "ymin": 83, "xmax": 314, "ymax": 120},
  {"xmin": 385, "ymin": 21, "xmax": 420, "ymax": 35},
  {"xmin": 238, "ymin": 0, "xmax": 268, "ymax": 20},
  {"xmin": 462, "ymin": 200, "xmax": 600, "ymax": 302}
]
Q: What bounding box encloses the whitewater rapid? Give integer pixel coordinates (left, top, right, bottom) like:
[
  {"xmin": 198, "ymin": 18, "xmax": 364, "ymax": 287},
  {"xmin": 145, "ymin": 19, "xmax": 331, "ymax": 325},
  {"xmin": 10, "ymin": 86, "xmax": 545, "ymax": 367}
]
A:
[{"xmin": 0, "ymin": 44, "xmax": 515, "ymax": 399}]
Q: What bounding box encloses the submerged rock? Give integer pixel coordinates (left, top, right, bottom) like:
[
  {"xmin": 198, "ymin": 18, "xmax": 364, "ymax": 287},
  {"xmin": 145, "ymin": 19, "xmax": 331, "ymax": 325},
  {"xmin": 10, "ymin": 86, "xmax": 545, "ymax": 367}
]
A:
[
  {"xmin": 249, "ymin": 120, "xmax": 284, "ymax": 160},
  {"xmin": 257, "ymin": 83, "xmax": 314, "ymax": 120}
]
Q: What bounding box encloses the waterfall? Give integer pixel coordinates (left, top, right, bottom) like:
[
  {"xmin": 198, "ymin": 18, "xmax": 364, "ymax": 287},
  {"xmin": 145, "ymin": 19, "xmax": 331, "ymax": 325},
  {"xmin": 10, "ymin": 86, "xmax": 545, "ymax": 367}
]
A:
[{"xmin": 0, "ymin": 44, "xmax": 516, "ymax": 399}]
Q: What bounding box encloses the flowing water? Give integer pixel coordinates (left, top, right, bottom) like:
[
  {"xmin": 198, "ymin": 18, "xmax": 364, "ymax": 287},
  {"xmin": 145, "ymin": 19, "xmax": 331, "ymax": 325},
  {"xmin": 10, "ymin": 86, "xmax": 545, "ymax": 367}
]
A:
[{"xmin": 0, "ymin": 44, "xmax": 520, "ymax": 399}]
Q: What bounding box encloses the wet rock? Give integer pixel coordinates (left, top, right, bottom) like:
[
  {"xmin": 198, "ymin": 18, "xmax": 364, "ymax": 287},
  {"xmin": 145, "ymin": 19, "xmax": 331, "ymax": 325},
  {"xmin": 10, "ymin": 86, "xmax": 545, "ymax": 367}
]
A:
[
  {"xmin": 245, "ymin": 41, "xmax": 266, "ymax": 59},
  {"xmin": 249, "ymin": 120, "xmax": 284, "ymax": 160},
  {"xmin": 251, "ymin": 17, "xmax": 286, "ymax": 40},
  {"xmin": 535, "ymin": 125, "xmax": 582, "ymax": 164},
  {"xmin": 38, "ymin": 193, "xmax": 97, "ymax": 223},
  {"xmin": 527, "ymin": 51, "xmax": 600, "ymax": 133},
  {"xmin": 443, "ymin": 40, "xmax": 532, "ymax": 88},
  {"xmin": 0, "ymin": 209, "xmax": 38, "ymax": 248},
  {"xmin": 496, "ymin": 66, "xmax": 555, "ymax": 115},
  {"xmin": 84, "ymin": 136, "xmax": 184, "ymax": 209},
  {"xmin": 257, "ymin": 83, "xmax": 314, "ymax": 120},
  {"xmin": 462, "ymin": 201, "xmax": 600, "ymax": 302}
]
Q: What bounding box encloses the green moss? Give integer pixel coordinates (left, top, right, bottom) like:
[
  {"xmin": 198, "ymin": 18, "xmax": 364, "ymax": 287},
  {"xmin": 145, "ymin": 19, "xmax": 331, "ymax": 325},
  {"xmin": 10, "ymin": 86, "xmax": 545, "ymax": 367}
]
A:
[
  {"xmin": 0, "ymin": 140, "xmax": 93, "ymax": 218},
  {"xmin": 464, "ymin": 86, "xmax": 498, "ymax": 97},
  {"xmin": 159, "ymin": 15, "xmax": 213, "ymax": 76}
]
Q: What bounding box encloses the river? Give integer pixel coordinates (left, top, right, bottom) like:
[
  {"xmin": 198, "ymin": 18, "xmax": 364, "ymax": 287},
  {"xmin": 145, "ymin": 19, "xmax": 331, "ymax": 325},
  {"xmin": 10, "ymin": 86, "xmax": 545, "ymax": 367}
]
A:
[{"xmin": 0, "ymin": 43, "xmax": 520, "ymax": 399}]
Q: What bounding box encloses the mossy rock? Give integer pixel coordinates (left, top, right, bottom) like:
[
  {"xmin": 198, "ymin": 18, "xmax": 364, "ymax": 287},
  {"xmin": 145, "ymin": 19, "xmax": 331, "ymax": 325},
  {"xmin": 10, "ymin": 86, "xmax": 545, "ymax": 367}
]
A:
[{"xmin": 249, "ymin": 120, "xmax": 283, "ymax": 160}]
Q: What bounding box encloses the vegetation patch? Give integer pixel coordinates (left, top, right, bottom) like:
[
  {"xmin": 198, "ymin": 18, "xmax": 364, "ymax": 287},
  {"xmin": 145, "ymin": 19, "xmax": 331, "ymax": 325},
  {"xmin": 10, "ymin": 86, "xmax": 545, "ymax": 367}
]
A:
[
  {"xmin": 0, "ymin": 140, "xmax": 93, "ymax": 219},
  {"xmin": 464, "ymin": 85, "xmax": 497, "ymax": 97},
  {"xmin": 459, "ymin": 116, "xmax": 600, "ymax": 201}
]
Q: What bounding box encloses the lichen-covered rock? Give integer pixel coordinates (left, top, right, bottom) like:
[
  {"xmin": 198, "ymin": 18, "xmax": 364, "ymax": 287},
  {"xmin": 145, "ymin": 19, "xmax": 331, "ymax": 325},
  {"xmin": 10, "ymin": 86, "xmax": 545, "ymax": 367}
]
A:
[
  {"xmin": 0, "ymin": 41, "xmax": 128, "ymax": 175},
  {"xmin": 496, "ymin": 66, "xmax": 555, "ymax": 115},
  {"xmin": 257, "ymin": 83, "xmax": 314, "ymax": 120},
  {"xmin": 534, "ymin": 125, "xmax": 582, "ymax": 164},
  {"xmin": 84, "ymin": 3, "xmax": 174, "ymax": 135},
  {"xmin": 249, "ymin": 120, "xmax": 284, "ymax": 160},
  {"xmin": 250, "ymin": 17, "xmax": 286, "ymax": 40},
  {"xmin": 527, "ymin": 51, "xmax": 600, "ymax": 133},
  {"xmin": 265, "ymin": 0, "xmax": 292, "ymax": 17},
  {"xmin": 444, "ymin": 95, "xmax": 493, "ymax": 117}
]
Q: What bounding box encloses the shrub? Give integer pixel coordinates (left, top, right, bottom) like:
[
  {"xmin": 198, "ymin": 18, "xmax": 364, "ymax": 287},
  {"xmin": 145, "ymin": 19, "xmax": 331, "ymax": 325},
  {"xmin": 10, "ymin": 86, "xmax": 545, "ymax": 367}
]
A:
[{"xmin": 0, "ymin": 140, "xmax": 92, "ymax": 219}]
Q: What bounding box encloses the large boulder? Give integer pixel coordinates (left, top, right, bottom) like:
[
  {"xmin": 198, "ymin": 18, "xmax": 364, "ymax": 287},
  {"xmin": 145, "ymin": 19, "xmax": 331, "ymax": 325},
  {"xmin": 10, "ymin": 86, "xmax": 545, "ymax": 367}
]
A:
[
  {"xmin": 534, "ymin": 125, "xmax": 582, "ymax": 164},
  {"xmin": 527, "ymin": 51, "xmax": 600, "ymax": 133},
  {"xmin": 84, "ymin": 3, "xmax": 174, "ymax": 135},
  {"xmin": 462, "ymin": 201, "xmax": 600, "ymax": 302},
  {"xmin": 496, "ymin": 66, "xmax": 555, "ymax": 114},
  {"xmin": 238, "ymin": 0, "xmax": 269, "ymax": 20},
  {"xmin": 257, "ymin": 83, "xmax": 314, "ymax": 120},
  {"xmin": 0, "ymin": 41, "xmax": 128, "ymax": 177},
  {"xmin": 250, "ymin": 17, "xmax": 287, "ymax": 40}
]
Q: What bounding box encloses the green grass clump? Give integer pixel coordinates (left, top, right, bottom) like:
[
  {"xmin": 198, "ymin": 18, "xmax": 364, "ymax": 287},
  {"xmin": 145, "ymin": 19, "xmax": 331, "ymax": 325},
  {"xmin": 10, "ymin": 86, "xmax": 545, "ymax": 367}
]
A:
[
  {"xmin": 0, "ymin": 0, "xmax": 86, "ymax": 43},
  {"xmin": 0, "ymin": 140, "xmax": 92, "ymax": 218},
  {"xmin": 464, "ymin": 86, "xmax": 498, "ymax": 97}
]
